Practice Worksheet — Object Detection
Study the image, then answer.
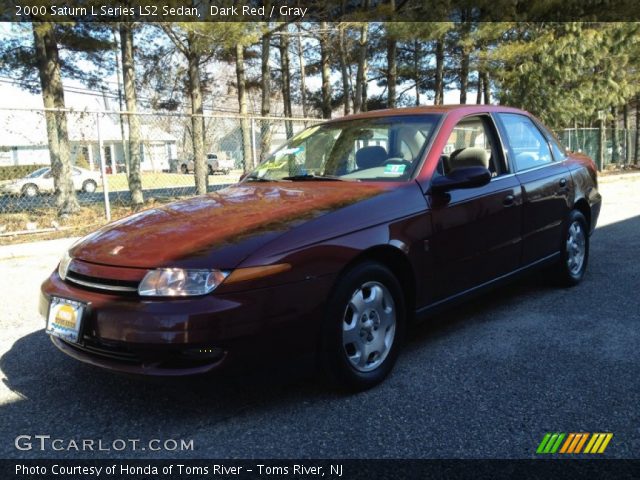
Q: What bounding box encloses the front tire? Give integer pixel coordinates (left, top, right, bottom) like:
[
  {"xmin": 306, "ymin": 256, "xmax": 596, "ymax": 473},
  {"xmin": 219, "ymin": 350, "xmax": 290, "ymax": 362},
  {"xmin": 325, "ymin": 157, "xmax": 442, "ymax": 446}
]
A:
[
  {"xmin": 82, "ymin": 180, "xmax": 97, "ymax": 193},
  {"xmin": 553, "ymin": 210, "xmax": 589, "ymax": 286},
  {"xmin": 22, "ymin": 184, "xmax": 38, "ymax": 197},
  {"xmin": 321, "ymin": 261, "xmax": 405, "ymax": 391},
  {"xmin": 181, "ymin": 164, "xmax": 188, "ymax": 174}
]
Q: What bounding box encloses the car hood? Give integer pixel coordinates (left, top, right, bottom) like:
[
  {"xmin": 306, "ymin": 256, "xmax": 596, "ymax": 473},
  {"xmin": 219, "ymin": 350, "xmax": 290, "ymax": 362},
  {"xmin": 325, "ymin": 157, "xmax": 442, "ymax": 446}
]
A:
[{"xmin": 70, "ymin": 182, "xmax": 388, "ymax": 269}]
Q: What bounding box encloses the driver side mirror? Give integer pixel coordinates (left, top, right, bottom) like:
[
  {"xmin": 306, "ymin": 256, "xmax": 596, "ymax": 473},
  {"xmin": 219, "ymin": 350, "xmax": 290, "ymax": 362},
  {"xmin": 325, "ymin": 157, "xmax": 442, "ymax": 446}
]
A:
[{"xmin": 430, "ymin": 166, "xmax": 491, "ymax": 194}]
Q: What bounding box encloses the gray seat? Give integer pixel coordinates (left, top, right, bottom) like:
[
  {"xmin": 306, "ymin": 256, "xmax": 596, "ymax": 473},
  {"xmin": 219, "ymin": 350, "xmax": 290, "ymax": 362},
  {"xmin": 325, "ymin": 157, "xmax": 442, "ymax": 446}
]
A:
[
  {"xmin": 449, "ymin": 147, "xmax": 489, "ymax": 171},
  {"xmin": 355, "ymin": 146, "xmax": 387, "ymax": 170}
]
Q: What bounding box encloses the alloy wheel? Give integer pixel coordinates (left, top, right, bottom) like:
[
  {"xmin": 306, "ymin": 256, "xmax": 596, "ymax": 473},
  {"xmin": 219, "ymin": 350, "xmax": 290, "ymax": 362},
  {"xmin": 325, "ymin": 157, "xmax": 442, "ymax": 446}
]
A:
[
  {"xmin": 342, "ymin": 281, "xmax": 396, "ymax": 373},
  {"xmin": 566, "ymin": 220, "xmax": 586, "ymax": 275},
  {"xmin": 24, "ymin": 185, "xmax": 37, "ymax": 197}
]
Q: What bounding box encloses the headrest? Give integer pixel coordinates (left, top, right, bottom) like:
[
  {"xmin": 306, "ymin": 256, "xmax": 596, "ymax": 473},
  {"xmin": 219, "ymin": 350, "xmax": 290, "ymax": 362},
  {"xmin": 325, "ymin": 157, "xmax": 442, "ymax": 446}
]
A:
[
  {"xmin": 356, "ymin": 146, "xmax": 387, "ymax": 170},
  {"xmin": 449, "ymin": 147, "xmax": 489, "ymax": 170}
]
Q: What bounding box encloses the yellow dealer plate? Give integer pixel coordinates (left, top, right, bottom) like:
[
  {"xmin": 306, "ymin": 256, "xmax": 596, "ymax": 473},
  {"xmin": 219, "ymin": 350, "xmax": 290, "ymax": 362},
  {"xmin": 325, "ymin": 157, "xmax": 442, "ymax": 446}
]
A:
[{"xmin": 46, "ymin": 297, "xmax": 85, "ymax": 343}]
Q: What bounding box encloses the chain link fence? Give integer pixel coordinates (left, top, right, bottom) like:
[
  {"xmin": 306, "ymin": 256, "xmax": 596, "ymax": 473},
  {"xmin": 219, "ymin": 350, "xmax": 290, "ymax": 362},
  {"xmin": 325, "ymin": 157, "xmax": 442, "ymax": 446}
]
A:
[
  {"xmin": 557, "ymin": 128, "xmax": 639, "ymax": 170},
  {"xmin": 1, "ymin": 108, "xmax": 637, "ymax": 239},
  {"xmin": 0, "ymin": 107, "xmax": 320, "ymax": 237}
]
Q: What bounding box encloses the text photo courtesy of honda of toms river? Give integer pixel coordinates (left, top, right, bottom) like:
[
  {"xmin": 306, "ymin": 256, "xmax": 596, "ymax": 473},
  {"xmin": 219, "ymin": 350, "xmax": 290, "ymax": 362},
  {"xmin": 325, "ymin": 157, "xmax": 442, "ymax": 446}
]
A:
[{"xmin": 41, "ymin": 105, "xmax": 601, "ymax": 391}]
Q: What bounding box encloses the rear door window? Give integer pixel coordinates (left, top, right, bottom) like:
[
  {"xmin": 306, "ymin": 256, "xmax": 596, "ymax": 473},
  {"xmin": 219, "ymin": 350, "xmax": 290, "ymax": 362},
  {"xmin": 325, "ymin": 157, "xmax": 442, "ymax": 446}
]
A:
[{"xmin": 497, "ymin": 114, "xmax": 553, "ymax": 171}]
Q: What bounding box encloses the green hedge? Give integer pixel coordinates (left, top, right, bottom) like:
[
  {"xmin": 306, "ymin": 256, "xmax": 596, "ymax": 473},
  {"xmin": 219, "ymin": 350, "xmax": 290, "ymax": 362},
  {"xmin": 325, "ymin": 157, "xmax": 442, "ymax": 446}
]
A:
[{"xmin": 0, "ymin": 165, "xmax": 48, "ymax": 181}]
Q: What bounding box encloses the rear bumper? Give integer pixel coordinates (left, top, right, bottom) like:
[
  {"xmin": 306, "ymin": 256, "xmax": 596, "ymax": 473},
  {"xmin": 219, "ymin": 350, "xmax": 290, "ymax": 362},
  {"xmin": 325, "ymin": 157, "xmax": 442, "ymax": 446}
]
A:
[
  {"xmin": 41, "ymin": 271, "xmax": 336, "ymax": 376},
  {"xmin": 0, "ymin": 185, "xmax": 21, "ymax": 195}
]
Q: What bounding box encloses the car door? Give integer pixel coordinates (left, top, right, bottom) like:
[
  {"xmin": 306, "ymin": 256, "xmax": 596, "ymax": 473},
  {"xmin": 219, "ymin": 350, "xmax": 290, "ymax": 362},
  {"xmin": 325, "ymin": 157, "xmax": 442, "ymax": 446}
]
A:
[
  {"xmin": 71, "ymin": 168, "xmax": 83, "ymax": 190},
  {"xmin": 207, "ymin": 154, "xmax": 218, "ymax": 170},
  {"xmin": 39, "ymin": 169, "xmax": 55, "ymax": 193},
  {"xmin": 494, "ymin": 113, "xmax": 572, "ymax": 265},
  {"xmin": 428, "ymin": 115, "xmax": 523, "ymax": 301}
]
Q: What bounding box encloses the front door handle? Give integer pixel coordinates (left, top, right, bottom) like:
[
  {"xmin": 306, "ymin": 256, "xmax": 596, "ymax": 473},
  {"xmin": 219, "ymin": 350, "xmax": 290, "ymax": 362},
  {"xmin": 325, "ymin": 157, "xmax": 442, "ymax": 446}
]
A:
[{"xmin": 503, "ymin": 194, "xmax": 515, "ymax": 207}]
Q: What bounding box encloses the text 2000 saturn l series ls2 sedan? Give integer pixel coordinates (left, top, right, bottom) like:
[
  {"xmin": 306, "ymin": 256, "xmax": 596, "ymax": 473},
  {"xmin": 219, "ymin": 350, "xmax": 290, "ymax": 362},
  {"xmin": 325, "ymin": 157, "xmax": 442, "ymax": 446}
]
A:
[{"xmin": 40, "ymin": 105, "xmax": 601, "ymax": 390}]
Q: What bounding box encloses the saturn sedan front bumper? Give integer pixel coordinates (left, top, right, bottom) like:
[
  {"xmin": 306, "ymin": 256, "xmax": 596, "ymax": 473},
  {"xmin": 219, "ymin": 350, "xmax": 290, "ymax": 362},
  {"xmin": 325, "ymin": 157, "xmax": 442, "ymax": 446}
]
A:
[{"xmin": 40, "ymin": 269, "xmax": 336, "ymax": 376}]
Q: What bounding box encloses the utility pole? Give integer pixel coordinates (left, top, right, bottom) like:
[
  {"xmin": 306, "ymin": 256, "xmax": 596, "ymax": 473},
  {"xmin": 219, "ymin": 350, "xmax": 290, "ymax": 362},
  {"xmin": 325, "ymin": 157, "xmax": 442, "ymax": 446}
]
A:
[{"xmin": 597, "ymin": 110, "xmax": 605, "ymax": 171}]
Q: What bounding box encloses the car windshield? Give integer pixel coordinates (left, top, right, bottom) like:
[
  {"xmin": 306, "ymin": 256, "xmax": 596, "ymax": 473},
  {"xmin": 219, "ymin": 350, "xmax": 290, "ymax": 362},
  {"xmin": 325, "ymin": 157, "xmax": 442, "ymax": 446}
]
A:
[
  {"xmin": 26, "ymin": 168, "xmax": 49, "ymax": 178},
  {"xmin": 246, "ymin": 114, "xmax": 441, "ymax": 182}
]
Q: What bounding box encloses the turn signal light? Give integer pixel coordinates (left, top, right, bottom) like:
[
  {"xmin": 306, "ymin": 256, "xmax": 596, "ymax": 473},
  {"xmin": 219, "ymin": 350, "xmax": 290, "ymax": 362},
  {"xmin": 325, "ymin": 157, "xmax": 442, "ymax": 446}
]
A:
[{"xmin": 225, "ymin": 264, "xmax": 291, "ymax": 284}]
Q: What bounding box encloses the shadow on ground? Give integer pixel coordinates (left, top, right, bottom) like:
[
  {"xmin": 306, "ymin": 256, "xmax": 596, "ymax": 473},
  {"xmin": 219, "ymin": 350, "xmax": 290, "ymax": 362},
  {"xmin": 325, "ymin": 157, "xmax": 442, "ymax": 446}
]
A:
[{"xmin": 0, "ymin": 215, "xmax": 638, "ymax": 459}]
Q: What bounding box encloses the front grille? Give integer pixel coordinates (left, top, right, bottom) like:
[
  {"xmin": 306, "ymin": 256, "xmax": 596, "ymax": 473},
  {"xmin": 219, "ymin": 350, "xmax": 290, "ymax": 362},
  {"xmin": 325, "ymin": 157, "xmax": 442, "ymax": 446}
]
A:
[
  {"xmin": 63, "ymin": 337, "xmax": 141, "ymax": 364},
  {"xmin": 65, "ymin": 270, "xmax": 139, "ymax": 294},
  {"xmin": 62, "ymin": 337, "xmax": 226, "ymax": 369}
]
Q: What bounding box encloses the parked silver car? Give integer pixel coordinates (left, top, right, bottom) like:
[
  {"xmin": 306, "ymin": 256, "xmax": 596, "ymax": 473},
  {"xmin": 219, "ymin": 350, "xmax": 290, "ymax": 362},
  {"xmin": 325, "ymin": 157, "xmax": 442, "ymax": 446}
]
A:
[
  {"xmin": 181, "ymin": 153, "xmax": 235, "ymax": 175},
  {"xmin": 0, "ymin": 167, "xmax": 101, "ymax": 197}
]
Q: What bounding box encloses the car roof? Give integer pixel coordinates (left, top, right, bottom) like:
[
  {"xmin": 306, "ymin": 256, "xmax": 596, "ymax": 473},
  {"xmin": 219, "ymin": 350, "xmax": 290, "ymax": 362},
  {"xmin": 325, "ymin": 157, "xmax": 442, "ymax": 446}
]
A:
[{"xmin": 324, "ymin": 104, "xmax": 529, "ymax": 123}]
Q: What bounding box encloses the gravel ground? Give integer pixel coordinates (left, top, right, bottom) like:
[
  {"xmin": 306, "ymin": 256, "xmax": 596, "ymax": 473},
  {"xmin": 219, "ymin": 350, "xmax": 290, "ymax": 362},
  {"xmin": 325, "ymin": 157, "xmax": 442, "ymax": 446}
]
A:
[{"xmin": 0, "ymin": 177, "xmax": 639, "ymax": 459}]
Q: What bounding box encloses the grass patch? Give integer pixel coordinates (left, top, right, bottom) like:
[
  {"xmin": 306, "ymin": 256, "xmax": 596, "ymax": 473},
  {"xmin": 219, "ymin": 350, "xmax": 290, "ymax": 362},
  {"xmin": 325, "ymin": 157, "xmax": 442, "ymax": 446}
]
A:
[
  {"xmin": 0, "ymin": 198, "xmax": 176, "ymax": 246},
  {"xmin": 0, "ymin": 170, "xmax": 245, "ymax": 245}
]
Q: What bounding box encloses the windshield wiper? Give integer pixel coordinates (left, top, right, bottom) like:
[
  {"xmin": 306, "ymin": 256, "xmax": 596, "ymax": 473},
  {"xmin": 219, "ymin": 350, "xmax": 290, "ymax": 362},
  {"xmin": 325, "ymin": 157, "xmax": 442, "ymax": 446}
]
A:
[
  {"xmin": 281, "ymin": 174, "xmax": 342, "ymax": 181},
  {"xmin": 245, "ymin": 175, "xmax": 273, "ymax": 182}
]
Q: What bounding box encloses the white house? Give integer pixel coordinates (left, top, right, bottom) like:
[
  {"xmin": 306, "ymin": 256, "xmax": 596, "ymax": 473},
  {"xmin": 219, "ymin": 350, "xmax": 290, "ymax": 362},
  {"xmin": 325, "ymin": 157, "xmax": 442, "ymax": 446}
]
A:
[{"xmin": 0, "ymin": 109, "xmax": 177, "ymax": 173}]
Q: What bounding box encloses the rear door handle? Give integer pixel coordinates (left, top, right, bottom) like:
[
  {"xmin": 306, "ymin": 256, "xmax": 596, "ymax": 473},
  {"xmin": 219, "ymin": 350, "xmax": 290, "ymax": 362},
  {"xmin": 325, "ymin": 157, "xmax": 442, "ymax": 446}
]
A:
[{"xmin": 503, "ymin": 194, "xmax": 515, "ymax": 207}]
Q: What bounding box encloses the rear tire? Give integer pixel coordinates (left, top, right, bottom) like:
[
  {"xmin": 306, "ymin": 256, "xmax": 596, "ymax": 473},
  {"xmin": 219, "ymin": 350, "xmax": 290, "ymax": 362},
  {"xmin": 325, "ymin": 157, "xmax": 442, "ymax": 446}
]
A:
[
  {"xmin": 321, "ymin": 261, "xmax": 405, "ymax": 391},
  {"xmin": 552, "ymin": 209, "xmax": 589, "ymax": 287},
  {"xmin": 181, "ymin": 164, "xmax": 188, "ymax": 174},
  {"xmin": 208, "ymin": 165, "xmax": 214, "ymax": 176}
]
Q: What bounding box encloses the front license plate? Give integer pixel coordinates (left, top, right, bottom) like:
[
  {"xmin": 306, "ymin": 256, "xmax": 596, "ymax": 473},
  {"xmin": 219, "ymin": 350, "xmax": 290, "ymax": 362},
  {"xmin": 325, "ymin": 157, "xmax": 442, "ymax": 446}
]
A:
[{"xmin": 46, "ymin": 297, "xmax": 85, "ymax": 344}]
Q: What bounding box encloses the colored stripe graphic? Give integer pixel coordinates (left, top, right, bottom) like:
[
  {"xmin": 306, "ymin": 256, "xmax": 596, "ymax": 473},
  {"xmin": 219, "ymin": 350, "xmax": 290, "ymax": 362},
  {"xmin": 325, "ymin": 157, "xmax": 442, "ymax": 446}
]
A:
[
  {"xmin": 597, "ymin": 433, "xmax": 613, "ymax": 453},
  {"xmin": 560, "ymin": 433, "xmax": 576, "ymax": 453},
  {"xmin": 598, "ymin": 433, "xmax": 613, "ymax": 453},
  {"xmin": 538, "ymin": 433, "xmax": 613, "ymax": 454},
  {"xmin": 549, "ymin": 433, "xmax": 565, "ymax": 453},
  {"xmin": 537, "ymin": 433, "xmax": 565, "ymax": 454},
  {"xmin": 536, "ymin": 433, "xmax": 552, "ymax": 454},
  {"xmin": 574, "ymin": 433, "xmax": 589, "ymax": 453},
  {"xmin": 584, "ymin": 433, "xmax": 600, "ymax": 453},
  {"xmin": 543, "ymin": 433, "xmax": 559, "ymax": 453},
  {"xmin": 584, "ymin": 433, "xmax": 614, "ymax": 454},
  {"xmin": 561, "ymin": 433, "xmax": 587, "ymax": 453}
]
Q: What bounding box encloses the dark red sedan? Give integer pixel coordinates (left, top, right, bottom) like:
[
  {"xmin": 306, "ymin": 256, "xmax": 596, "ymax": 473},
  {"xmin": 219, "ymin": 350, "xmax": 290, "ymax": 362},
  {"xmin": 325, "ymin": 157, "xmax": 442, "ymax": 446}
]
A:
[{"xmin": 41, "ymin": 105, "xmax": 601, "ymax": 390}]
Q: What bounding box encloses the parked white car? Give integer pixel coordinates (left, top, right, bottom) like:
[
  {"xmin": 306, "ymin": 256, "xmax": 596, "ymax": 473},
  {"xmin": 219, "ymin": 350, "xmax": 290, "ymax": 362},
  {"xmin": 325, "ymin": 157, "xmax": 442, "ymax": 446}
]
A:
[
  {"xmin": 0, "ymin": 167, "xmax": 101, "ymax": 197},
  {"xmin": 181, "ymin": 153, "xmax": 235, "ymax": 175}
]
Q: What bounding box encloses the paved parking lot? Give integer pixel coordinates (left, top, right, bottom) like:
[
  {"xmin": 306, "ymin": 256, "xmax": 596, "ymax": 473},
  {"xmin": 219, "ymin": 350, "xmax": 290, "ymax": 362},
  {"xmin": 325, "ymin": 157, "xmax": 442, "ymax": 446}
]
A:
[{"xmin": 0, "ymin": 176, "xmax": 639, "ymax": 459}]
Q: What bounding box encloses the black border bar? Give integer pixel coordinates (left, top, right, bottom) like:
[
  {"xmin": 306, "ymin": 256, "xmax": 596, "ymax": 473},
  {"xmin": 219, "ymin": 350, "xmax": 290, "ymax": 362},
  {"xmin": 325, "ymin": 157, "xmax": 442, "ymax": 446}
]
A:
[
  {"xmin": 5, "ymin": 459, "xmax": 640, "ymax": 480},
  {"xmin": 2, "ymin": 0, "xmax": 640, "ymax": 22}
]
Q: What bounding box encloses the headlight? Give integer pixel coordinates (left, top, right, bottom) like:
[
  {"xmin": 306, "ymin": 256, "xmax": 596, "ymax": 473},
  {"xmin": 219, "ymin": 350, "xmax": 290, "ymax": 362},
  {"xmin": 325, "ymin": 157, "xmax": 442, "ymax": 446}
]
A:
[
  {"xmin": 58, "ymin": 251, "xmax": 73, "ymax": 280},
  {"xmin": 138, "ymin": 268, "xmax": 228, "ymax": 297}
]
